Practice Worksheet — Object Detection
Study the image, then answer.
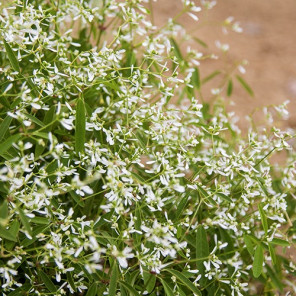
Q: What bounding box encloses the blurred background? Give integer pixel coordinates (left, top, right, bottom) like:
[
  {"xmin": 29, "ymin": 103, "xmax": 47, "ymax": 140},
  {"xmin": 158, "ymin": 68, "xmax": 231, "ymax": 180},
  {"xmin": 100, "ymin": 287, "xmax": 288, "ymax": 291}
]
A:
[{"xmin": 154, "ymin": 0, "xmax": 296, "ymax": 129}]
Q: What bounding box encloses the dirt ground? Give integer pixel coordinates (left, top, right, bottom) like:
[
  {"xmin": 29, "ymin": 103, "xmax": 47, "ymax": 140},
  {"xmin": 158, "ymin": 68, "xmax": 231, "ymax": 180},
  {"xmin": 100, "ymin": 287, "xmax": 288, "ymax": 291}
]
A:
[{"xmin": 154, "ymin": 0, "xmax": 296, "ymax": 129}]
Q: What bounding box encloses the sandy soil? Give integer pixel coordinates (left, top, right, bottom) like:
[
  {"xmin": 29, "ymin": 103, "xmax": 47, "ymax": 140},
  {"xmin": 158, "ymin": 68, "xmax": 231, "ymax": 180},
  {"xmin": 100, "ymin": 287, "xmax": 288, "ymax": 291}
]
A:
[{"xmin": 153, "ymin": 0, "xmax": 296, "ymax": 129}]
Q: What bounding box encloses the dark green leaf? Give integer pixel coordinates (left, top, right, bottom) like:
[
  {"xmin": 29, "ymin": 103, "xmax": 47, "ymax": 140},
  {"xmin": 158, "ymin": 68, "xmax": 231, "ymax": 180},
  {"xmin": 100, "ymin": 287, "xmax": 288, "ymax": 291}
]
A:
[
  {"xmin": 0, "ymin": 200, "xmax": 8, "ymax": 221},
  {"xmin": 0, "ymin": 134, "xmax": 21, "ymax": 155},
  {"xmin": 38, "ymin": 270, "xmax": 57, "ymax": 293},
  {"xmin": 253, "ymin": 244, "xmax": 264, "ymax": 278},
  {"xmin": 170, "ymin": 38, "xmax": 183, "ymax": 62},
  {"xmin": 4, "ymin": 40, "xmax": 20, "ymax": 72},
  {"xmin": 86, "ymin": 283, "xmax": 97, "ymax": 296},
  {"xmin": 160, "ymin": 279, "xmax": 175, "ymax": 296},
  {"xmin": 191, "ymin": 68, "xmax": 200, "ymax": 90},
  {"xmin": 236, "ymin": 75, "xmax": 254, "ymax": 97},
  {"xmin": 0, "ymin": 225, "xmax": 17, "ymax": 241},
  {"xmin": 75, "ymin": 97, "xmax": 86, "ymax": 153},
  {"xmin": 119, "ymin": 281, "xmax": 140, "ymax": 296},
  {"xmin": 0, "ymin": 116, "xmax": 12, "ymax": 142},
  {"xmin": 165, "ymin": 269, "xmax": 201, "ymax": 295},
  {"xmin": 18, "ymin": 207, "xmax": 32, "ymax": 236}
]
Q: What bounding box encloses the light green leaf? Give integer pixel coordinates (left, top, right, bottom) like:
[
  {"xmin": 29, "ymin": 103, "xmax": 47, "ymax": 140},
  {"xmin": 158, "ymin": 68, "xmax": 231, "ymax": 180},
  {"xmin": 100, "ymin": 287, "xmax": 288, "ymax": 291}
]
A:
[
  {"xmin": 196, "ymin": 224, "xmax": 209, "ymax": 285},
  {"xmin": 191, "ymin": 68, "xmax": 200, "ymax": 90},
  {"xmin": 4, "ymin": 40, "xmax": 20, "ymax": 73},
  {"xmin": 253, "ymin": 244, "xmax": 264, "ymax": 278},
  {"xmin": 270, "ymin": 238, "xmax": 290, "ymax": 247},
  {"xmin": 236, "ymin": 75, "xmax": 254, "ymax": 97},
  {"xmin": 165, "ymin": 269, "xmax": 202, "ymax": 295},
  {"xmin": 75, "ymin": 97, "xmax": 86, "ymax": 153},
  {"xmin": 0, "ymin": 116, "xmax": 12, "ymax": 142},
  {"xmin": 0, "ymin": 200, "xmax": 8, "ymax": 221},
  {"xmin": 268, "ymin": 243, "xmax": 277, "ymax": 266},
  {"xmin": 258, "ymin": 203, "xmax": 268, "ymax": 235},
  {"xmin": 170, "ymin": 38, "xmax": 183, "ymax": 62},
  {"xmin": 201, "ymin": 71, "xmax": 221, "ymax": 84},
  {"xmin": 243, "ymin": 234, "xmax": 254, "ymax": 256}
]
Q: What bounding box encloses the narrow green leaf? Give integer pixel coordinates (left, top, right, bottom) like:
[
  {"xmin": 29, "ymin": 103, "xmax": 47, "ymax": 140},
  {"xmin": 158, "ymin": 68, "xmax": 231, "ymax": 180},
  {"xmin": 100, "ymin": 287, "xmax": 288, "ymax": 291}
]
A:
[
  {"xmin": 18, "ymin": 208, "xmax": 32, "ymax": 236},
  {"xmin": 160, "ymin": 279, "xmax": 175, "ymax": 296},
  {"xmin": 268, "ymin": 243, "xmax": 277, "ymax": 266},
  {"xmin": 86, "ymin": 283, "xmax": 97, "ymax": 296},
  {"xmin": 196, "ymin": 224, "xmax": 209, "ymax": 285},
  {"xmin": 38, "ymin": 270, "xmax": 57, "ymax": 293},
  {"xmin": 258, "ymin": 204, "xmax": 268, "ymax": 235},
  {"xmin": 216, "ymin": 192, "xmax": 231, "ymax": 203},
  {"xmin": 25, "ymin": 113, "xmax": 45, "ymax": 127},
  {"xmin": 227, "ymin": 79, "xmax": 233, "ymax": 97},
  {"xmin": 66, "ymin": 272, "xmax": 76, "ymax": 293},
  {"xmin": 0, "ymin": 134, "xmax": 21, "ymax": 155},
  {"xmin": 119, "ymin": 281, "xmax": 140, "ymax": 296},
  {"xmin": 192, "ymin": 37, "xmax": 208, "ymax": 48},
  {"xmin": 191, "ymin": 68, "xmax": 200, "ymax": 90},
  {"xmin": 265, "ymin": 264, "xmax": 283, "ymax": 292},
  {"xmin": 165, "ymin": 269, "xmax": 201, "ymax": 296},
  {"xmin": 3, "ymin": 40, "xmax": 20, "ymax": 72},
  {"xmin": 270, "ymin": 238, "xmax": 290, "ymax": 247},
  {"xmin": 109, "ymin": 261, "xmax": 118, "ymax": 296},
  {"xmin": 243, "ymin": 234, "xmax": 254, "ymax": 255},
  {"xmin": 0, "ymin": 116, "xmax": 12, "ymax": 142},
  {"xmin": 196, "ymin": 225, "xmax": 209, "ymax": 258},
  {"xmin": 236, "ymin": 75, "xmax": 254, "ymax": 97},
  {"xmin": 75, "ymin": 98, "xmax": 86, "ymax": 153},
  {"xmin": 170, "ymin": 38, "xmax": 183, "ymax": 61},
  {"xmin": 201, "ymin": 71, "xmax": 221, "ymax": 84},
  {"xmin": 253, "ymin": 244, "xmax": 264, "ymax": 278}
]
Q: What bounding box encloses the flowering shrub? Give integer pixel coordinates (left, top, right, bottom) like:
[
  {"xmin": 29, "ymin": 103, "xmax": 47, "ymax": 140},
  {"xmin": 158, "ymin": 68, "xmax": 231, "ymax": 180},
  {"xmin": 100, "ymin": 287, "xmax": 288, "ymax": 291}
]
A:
[{"xmin": 0, "ymin": 0, "xmax": 296, "ymax": 295}]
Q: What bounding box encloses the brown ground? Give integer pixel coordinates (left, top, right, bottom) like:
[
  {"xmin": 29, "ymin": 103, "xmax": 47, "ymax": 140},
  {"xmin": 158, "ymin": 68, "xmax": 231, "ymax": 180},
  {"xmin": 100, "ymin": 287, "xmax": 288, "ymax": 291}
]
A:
[{"xmin": 154, "ymin": 0, "xmax": 296, "ymax": 129}]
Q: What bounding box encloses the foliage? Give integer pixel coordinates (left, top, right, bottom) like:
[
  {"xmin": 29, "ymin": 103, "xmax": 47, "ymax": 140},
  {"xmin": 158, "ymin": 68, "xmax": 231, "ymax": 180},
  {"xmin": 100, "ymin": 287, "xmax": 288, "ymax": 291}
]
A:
[{"xmin": 0, "ymin": 0, "xmax": 295, "ymax": 295}]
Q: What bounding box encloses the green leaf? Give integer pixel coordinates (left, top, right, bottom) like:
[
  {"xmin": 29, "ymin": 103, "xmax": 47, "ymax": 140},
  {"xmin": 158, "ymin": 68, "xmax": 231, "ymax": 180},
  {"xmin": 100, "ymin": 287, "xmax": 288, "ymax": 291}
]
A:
[
  {"xmin": 119, "ymin": 281, "xmax": 140, "ymax": 296},
  {"xmin": 201, "ymin": 71, "xmax": 221, "ymax": 84},
  {"xmin": 143, "ymin": 270, "xmax": 156, "ymax": 293},
  {"xmin": 170, "ymin": 38, "xmax": 183, "ymax": 62},
  {"xmin": 25, "ymin": 113, "xmax": 45, "ymax": 127},
  {"xmin": 75, "ymin": 97, "xmax": 86, "ymax": 153},
  {"xmin": 270, "ymin": 238, "xmax": 290, "ymax": 247},
  {"xmin": 265, "ymin": 264, "xmax": 283, "ymax": 292},
  {"xmin": 109, "ymin": 261, "xmax": 118, "ymax": 296},
  {"xmin": 258, "ymin": 203, "xmax": 268, "ymax": 235},
  {"xmin": 196, "ymin": 225, "xmax": 209, "ymax": 285},
  {"xmin": 18, "ymin": 208, "xmax": 32, "ymax": 236},
  {"xmin": 0, "ymin": 200, "xmax": 8, "ymax": 221},
  {"xmin": 216, "ymin": 192, "xmax": 232, "ymax": 203},
  {"xmin": 165, "ymin": 269, "xmax": 201, "ymax": 295},
  {"xmin": 268, "ymin": 243, "xmax": 277, "ymax": 266},
  {"xmin": 86, "ymin": 283, "xmax": 97, "ymax": 296},
  {"xmin": 253, "ymin": 244, "xmax": 264, "ymax": 278},
  {"xmin": 0, "ymin": 134, "xmax": 21, "ymax": 155},
  {"xmin": 38, "ymin": 270, "xmax": 57, "ymax": 293},
  {"xmin": 4, "ymin": 40, "xmax": 20, "ymax": 72},
  {"xmin": 191, "ymin": 68, "xmax": 200, "ymax": 90},
  {"xmin": 160, "ymin": 279, "xmax": 175, "ymax": 296},
  {"xmin": 236, "ymin": 75, "xmax": 254, "ymax": 97},
  {"xmin": 0, "ymin": 116, "xmax": 12, "ymax": 142},
  {"xmin": 0, "ymin": 225, "xmax": 17, "ymax": 241},
  {"xmin": 192, "ymin": 37, "xmax": 208, "ymax": 48},
  {"xmin": 30, "ymin": 216, "xmax": 50, "ymax": 225},
  {"xmin": 227, "ymin": 79, "xmax": 233, "ymax": 97},
  {"xmin": 243, "ymin": 234, "xmax": 254, "ymax": 255}
]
